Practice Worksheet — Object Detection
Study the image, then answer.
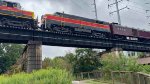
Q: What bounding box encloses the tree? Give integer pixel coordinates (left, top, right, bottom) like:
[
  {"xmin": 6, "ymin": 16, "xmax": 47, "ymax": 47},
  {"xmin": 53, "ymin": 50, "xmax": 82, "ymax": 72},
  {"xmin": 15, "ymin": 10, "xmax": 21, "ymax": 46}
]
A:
[
  {"xmin": 0, "ymin": 43, "xmax": 24, "ymax": 74},
  {"xmin": 101, "ymin": 53, "xmax": 144, "ymax": 72},
  {"xmin": 65, "ymin": 48, "xmax": 102, "ymax": 73},
  {"xmin": 101, "ymin": 53, "xmax": 144, "ymax": 79},
  {"xmin": 42, "ymin": 57, "xmax": 72, "ymax": 71},
  {"xmin": 42, "ymin": 57, "xmax": 52, "ymax": 69}
]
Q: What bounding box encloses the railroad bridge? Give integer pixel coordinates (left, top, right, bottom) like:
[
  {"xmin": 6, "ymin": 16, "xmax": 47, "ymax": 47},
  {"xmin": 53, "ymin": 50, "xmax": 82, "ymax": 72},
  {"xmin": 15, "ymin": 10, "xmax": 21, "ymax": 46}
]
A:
[{"xmin": 0, "ymin": 26, "xmax": 149, "ymax": 72}]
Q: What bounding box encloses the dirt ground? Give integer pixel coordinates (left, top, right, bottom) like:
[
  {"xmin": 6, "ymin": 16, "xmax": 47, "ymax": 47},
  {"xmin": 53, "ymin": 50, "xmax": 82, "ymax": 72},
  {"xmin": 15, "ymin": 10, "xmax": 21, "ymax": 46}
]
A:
[{"xmin": 72, "ymin": 79, "xmax": 111, "ymax": 84}]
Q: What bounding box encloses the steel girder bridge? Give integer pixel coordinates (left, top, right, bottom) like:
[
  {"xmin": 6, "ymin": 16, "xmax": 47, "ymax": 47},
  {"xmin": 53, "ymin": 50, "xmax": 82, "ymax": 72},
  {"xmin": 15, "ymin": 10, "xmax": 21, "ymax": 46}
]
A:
[{"xmin": 0, "ymin": 26, "xmax": 149, "ymax": 52}]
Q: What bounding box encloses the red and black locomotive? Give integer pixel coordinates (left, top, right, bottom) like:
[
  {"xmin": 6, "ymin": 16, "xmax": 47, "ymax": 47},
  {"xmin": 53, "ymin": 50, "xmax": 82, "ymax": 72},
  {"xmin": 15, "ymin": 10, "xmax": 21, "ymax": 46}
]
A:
[{"xmin": 41, "ymin": 12, "xmax": 110, "ymax": 38}]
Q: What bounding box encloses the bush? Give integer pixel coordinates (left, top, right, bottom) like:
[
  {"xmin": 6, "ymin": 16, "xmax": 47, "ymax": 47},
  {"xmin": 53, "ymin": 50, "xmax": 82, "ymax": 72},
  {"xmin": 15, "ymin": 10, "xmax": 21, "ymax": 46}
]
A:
[
  {"xmin": 0, "ymin": 68, "xmax": 72, "ymax": 84},
  {"xmin": 143, "ymin": 65, "xmax": 150, "ymax": 74},
  {"xmin": 42, "ymin": 57, "xmax": 72, "ymax": 72},
  {"xmin": 101, "ymin": 53, "xmax": 144, "ymax": 79}
]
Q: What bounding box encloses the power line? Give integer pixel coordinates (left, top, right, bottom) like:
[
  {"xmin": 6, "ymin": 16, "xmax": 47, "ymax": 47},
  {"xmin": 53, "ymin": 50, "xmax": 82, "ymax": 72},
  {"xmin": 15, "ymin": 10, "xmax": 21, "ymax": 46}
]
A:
[{"xmin": 110, "ymin": 6, "xmax": 128, "ymax": 15}]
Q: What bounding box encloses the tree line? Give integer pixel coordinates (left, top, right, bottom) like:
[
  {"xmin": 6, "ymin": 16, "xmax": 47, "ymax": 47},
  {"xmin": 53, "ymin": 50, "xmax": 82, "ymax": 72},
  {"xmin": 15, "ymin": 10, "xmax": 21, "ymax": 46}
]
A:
[{"xmin": 42, "ymin": 48, "xmax": 102, "ymax": 74}]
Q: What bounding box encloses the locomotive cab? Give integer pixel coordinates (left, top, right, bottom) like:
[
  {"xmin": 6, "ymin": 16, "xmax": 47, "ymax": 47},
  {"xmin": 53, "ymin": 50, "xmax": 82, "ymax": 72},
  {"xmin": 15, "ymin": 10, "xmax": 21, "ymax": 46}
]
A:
[{"xmin": 0, "ymin": 1, "xmax": 21, "ymax": 9}]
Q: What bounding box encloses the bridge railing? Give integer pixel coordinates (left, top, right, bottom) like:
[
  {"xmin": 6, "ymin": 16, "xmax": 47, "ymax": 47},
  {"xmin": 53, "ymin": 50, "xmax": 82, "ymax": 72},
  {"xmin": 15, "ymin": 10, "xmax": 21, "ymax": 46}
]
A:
[
  {"xmin": 111, "ymin": 71, "xmax": 150, "ymax": 84},
  {"xmin": 75, "ymin": 71, "xmax": 103, "ymax": 80}
]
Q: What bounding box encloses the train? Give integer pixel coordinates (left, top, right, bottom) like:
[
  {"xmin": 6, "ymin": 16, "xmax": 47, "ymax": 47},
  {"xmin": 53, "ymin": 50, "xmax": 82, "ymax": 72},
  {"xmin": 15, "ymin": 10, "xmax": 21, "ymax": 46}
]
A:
[
  {"xmin": 0, "ymin": 0, "xmax": 150, "ymax": 43},
  {"xmin": 41, "ymin": 12, "xmax": 150, "ymax": 42}
]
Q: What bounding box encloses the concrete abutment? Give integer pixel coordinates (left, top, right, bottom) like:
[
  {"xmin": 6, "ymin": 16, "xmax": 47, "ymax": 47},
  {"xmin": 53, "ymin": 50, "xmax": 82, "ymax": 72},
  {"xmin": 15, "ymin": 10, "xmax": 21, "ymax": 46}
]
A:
[{"xmin": 27, "ymin": 41, "xmax": 42, "ymax": 73}]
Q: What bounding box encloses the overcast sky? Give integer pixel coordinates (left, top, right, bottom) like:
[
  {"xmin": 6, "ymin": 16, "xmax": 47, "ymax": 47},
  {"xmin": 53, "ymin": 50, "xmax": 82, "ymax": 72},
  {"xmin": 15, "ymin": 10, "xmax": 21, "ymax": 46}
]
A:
[{"xmin": 8, "ymin": 0, "xmax": 150, "ymax": 59}]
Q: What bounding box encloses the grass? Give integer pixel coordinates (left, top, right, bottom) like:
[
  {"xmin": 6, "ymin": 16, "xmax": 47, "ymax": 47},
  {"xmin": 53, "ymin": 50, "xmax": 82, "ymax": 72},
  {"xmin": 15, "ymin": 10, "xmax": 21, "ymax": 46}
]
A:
[
  {"xmin": 0, "ymin": 68, "xmax": 72, "ymax": 84},
  {"xmin": 84, "ymin": 79, "xmax": 126, "ymax": 84}
]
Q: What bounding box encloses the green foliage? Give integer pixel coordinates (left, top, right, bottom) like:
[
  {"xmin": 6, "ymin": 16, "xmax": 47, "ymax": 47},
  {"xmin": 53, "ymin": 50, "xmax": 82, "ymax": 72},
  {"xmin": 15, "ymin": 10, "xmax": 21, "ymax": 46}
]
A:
[
  {"xmin": 0, "ymin": 43, "xmax": 24, "ymax": 74},
  {"xmin": 65, "ymin": 48, "xmax": 102, "ymax": 73},
  {"xmin": 101, "ymin": 53, "xmax": 145, "ymax": 79},
  {"xmin": 101, "ymin": 53, "xmax": 144, "ymax": 72},
  {"xmin": 0, "ymin": 68, "xmax": 72, "ymax": 84},
  {"xmin": 42, "ymin": 57, "xmax": 72, "ymax": 71},
  {"xmin": 126, "ymin": 57, "xmax": 143, "ymax": 72},
  {"xmin": 143, "ymin": 65, "xmax": 150, "ymax": 74},
  {"xmin": 137, "ymin": 52, "xmax": 145, "ymax": 58},
  {"xmin": 42, "ymin": 57, "xmax": 52, "ymax": 69}
]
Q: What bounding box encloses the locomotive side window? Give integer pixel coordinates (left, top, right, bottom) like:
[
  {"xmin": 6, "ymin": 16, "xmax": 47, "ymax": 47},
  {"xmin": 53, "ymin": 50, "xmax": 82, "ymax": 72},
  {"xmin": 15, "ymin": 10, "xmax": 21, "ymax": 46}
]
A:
[
  {"xmin": 13, "ymin": 3, "xmax": 17, "ymax": 8},
  {"xmin": 13, "ymin": 3, "xmax": 21, "ymax": 9},
  {"xmin": 6, "ymin": 2, "xmax": 14, "ymax": 8},
  {"xmin": 0, "ymin": 1, "xmax": 7, "ymax": 6}
]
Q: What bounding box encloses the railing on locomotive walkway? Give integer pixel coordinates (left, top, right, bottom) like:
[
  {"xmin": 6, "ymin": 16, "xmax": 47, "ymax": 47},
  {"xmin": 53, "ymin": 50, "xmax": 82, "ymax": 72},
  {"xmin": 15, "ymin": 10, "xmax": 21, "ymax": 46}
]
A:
[{"xmin": 111, "ymin": 71, "xmax": 150, "ymax": 84}]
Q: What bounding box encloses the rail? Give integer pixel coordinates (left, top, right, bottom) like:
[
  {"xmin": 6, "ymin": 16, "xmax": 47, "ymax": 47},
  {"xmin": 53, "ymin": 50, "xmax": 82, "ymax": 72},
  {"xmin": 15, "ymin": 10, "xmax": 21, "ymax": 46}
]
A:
[
  {"xmin": 111, "ymin": 71, "xmax": 150, "ymax": 84},
  {"xmin": 75, "ymin": 71, "xmax": 103, "ymax": 80}
]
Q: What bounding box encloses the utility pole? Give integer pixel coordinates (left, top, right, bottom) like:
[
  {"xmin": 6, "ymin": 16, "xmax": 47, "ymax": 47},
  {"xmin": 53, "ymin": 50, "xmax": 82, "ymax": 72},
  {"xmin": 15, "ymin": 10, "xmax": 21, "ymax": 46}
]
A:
[
  {"xmin": 93, "ymin": 0, "xmax": 98, "ymax": 20},
  {"xmin": 108, "ymin": 0, "xmax": 128, "ymax": 25},
  {"xmin": 115, "ymin": 0, "xmax": 121, "ymax": 25}
]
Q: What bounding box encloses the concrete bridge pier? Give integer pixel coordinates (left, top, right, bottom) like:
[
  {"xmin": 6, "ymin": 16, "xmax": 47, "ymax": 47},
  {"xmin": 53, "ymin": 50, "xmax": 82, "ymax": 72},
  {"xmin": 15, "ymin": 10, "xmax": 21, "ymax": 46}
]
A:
[{"xmin": 27, "ymin": 41, "xmax": 42, "ymax": 73}]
